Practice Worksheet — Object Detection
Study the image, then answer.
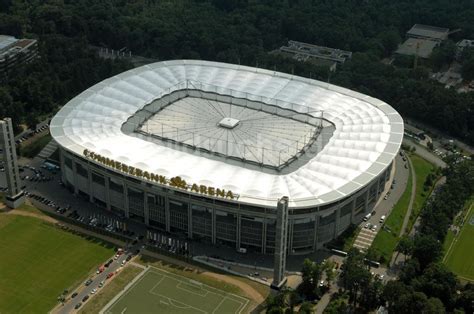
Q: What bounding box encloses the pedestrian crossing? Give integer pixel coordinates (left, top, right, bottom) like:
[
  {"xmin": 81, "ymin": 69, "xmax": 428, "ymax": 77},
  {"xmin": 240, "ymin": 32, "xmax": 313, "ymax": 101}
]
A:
[
  {"xmin": 37, "ymin": 139, "xmax": 58, "ymax": 159},
  {"xmin": 353, "ymin": 228, "xmax": 377, "ymax": 251}
]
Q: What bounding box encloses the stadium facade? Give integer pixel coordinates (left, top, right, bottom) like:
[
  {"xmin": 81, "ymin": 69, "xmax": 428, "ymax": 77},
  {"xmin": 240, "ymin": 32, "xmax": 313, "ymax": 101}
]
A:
[{"xmin": 51, "ymin": 60, "xmax": 403, "ymax": 254}]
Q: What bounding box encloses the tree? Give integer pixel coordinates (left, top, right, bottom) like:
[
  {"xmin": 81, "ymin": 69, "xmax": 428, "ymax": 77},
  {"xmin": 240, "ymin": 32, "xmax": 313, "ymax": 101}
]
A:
[
  {"xmin": 396, "ymin": 235, "xmax": 414, "ymax": 261},
  {"xmin": 423, "ymin": 297, "xmax": 445, "ymax": 313},
  {"xmin": 298, "ymin": 301, "xmax": 313, "ymax": 314},
  {"xmin": 412, "ymin": 234, "xmax": 443, "ymax": 269},
  {"xmin": 427, "ymin": 141, "xmax": 434, "ymax": 150},
  {"xmin": 341, "ymin": 249, "xmax": 371, "ymax": 305},
  {"xmin": 299, "ymin": 258, "xmax": 322, "ymax": 300},
  {"xmin": 383, "ymin": 281, "xmax": 411, "ymax": 312}
]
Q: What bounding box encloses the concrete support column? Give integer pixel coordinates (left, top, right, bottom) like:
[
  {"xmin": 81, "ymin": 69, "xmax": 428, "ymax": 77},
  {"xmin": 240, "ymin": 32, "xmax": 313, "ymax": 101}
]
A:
[
  {"xmin": 313, "ymin": 214, "xmax": 320, "ymax": 250},
  {"xmin": 350, "ymin": 198, "xmax": 356, "ymax": 223},
  {"xmin": 87, "ymin": 168, "xmax": 93, "ymax": 203},
  {"xmin": 187, "ymin": 203, "xmax": 193, "ymax": 239},
  {"xmin": 375, "ymin": 177, "xmax": 381, "ymax": 197},
  {"xmin": 211, "ymin": 208, "xmax": 216, "ymax": 244},
  {"xmin": 364, "ymin": 189, "xmax": 370, "ymax": 213},
  {"xmin": 105, "ymin": 178, "xmax": 111, "ymax": 211},
  {"xmin": 287, "ymin": 220, "xmax": 294, "ymax": 254},
  {"xmin": 165, "ymin": 196, "xmax": 170, "ymax": 232},
  {"xmin": 72, "ymin": 161, "xmax": 78, "ymax": 195},
  {"xmin": 59, "ymin": 149, "xmax": 66, "ymax": 185},
  {"xmin": 144, "ymin": 192, "xmax": 149, "ymax": 225},
  {"xmin": 334, "ymin": 206, "xmax": 341, "ymax": 237},
  {"xmin": 236, "ymin": 213, "xmax": 241, "ymax": 250},
  {"xmin": 262, "ymin": 219, "xmax": 267, "ymax": 254},
  {"xmin": 123, "ymin": 182, "xmax": 129, "ymax": 218}
]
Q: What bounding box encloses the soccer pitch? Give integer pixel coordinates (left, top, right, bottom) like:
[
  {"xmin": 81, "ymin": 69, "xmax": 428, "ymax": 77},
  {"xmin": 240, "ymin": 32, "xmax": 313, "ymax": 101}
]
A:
[
  {"xmin": 103, "ymin": 267, "xmax": 250, "ymax": 314},
  {"xmin": 444, "ymin": 203, "xmax": 474, "ymax": 282}
]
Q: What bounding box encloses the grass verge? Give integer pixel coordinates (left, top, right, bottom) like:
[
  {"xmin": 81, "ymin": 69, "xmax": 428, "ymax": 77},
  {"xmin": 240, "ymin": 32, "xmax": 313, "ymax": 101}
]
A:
[
  {"xmin": 370, "ymin": 165, "xmax": 413, "ymax": 263},
  {"xmin": 20, "ymin": 133, "xmax": 52, "ymax": 158},
  {"xmin": 78, "ymin": 265, "xmax": 143, "ymax": 314},
  {"xmin": 406, "ymin": 155, "xmax": 437, "ymax": 231}
]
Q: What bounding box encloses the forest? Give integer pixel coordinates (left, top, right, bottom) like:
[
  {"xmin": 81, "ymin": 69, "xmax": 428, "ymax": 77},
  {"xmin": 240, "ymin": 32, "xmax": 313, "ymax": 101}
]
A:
[{"xmin": 0, "ymin": 0, "xmax": 473, "ymax": 142}]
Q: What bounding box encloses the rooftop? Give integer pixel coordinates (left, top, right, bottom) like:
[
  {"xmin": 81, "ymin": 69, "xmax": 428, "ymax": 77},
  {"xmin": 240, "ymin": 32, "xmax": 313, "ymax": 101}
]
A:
[
  {"xmin": 407, "ymin": 24, "xmax": 449, "ymax": 41},
  {"xmin": 51, "ymin": 60, "xmax": 403, "ymax": 208},
  {"xmin": 396, "ymin": 38, "xmax": 439, "ymax": 59}
]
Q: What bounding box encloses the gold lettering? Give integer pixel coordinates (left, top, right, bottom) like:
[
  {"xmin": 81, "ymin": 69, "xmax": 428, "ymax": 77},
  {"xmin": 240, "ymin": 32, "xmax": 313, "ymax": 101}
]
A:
[
  {"xmin": 159, "ymin": 175, "xmax": 167, "ymax": 185},
  {"xmin": 216, "ymin": 188, "xmax": 225, "ymax": 198},
  {"xmin": 121, "ymin": 164, "xmax": 129, "ymax": 173},
  {"xmin": 170, "ymin": 176, "xmax": 187, "ymax": 189},
  {"xmin": 83, "ymin": 150, "xmax": 237, "ymax": 199},
  {"xmin": 106, "ymin": 158, "xmax": 114, "ymax": 167},
  {"xmin": 191, "ymin": 184, "xmax": 199, "ymax": 193}
]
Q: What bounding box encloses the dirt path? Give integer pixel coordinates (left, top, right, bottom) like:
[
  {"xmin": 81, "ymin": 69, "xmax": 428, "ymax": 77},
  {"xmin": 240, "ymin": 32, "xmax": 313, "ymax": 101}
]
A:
[
  {"xmin": 141, "ymin": 249, "xmax": 267, "ymax": 306},
  {"xmin": 203, "ymin": 271, "xmax": 266, "ymax": 304},
  {"xmin": 4, "ymin": 209, "xmax": 58, "ymax": 224}
]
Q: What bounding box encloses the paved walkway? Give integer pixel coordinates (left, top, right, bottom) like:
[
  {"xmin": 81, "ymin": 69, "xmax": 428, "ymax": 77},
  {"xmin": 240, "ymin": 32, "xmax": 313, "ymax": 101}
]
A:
[
  {"xmin": 389, "ymin": 155, "xmax": 416, "ymax": 267},
  {"xmin": 398, "ymin": 155, "xmax": 416, "ymax": 237},
  {"xmin": 37, "ymin": 138, "xmax": 58, "ymax": 159}
]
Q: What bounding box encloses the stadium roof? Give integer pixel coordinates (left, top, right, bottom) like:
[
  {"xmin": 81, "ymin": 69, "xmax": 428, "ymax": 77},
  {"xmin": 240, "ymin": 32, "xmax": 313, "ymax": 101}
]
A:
[{"xmin": 51, "ymin": 60, "xmax": 403, "ymax": 208}]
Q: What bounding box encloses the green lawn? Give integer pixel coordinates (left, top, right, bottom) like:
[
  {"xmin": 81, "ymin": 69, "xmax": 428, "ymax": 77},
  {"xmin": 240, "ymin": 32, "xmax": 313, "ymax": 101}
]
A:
[
  {"xmin": 20, "ymin": 133, "xmax": 52, "ymax": 158},
  {"xmin": 0, "ymin": 215, "xmax": 114, "ymax": 313},
  {"xmin": 370, "ymin": 164, "xmax": 413, "ymax": 263},
  {"xmin": 407, "ymin": 155, "xmax": 436, "ymax": 231},
  {"xmin": 444, "ymin": 202, "xmax": 474, "ymax": 282}
]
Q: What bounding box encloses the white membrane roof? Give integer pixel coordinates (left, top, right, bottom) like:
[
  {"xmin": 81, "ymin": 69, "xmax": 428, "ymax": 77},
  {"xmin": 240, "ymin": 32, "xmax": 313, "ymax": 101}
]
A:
[{"xmin": 51, "ymin": 60, "xmax": 403, "ymax": 208}]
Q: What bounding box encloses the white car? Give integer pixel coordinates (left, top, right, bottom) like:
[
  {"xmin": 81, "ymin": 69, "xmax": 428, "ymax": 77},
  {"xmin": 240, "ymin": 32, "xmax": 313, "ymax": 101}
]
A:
[
  {"xmin": 371, "ymin": 225, "xmax": 378, "ymax": 232},
  {"xmin": 364, "ymin": 223, "xmax": 371, "ymax": 229},
  {"xmin": 91, "ymin": 288, "xmax": 97, "ymax": 294}
]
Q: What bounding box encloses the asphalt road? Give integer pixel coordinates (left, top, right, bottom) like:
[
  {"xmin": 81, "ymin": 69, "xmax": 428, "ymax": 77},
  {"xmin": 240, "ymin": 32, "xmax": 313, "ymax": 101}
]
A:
[
  {"xmin": 403, "ymin": 138, "xmax": 446, "ymax": 168},
  {"xmin": 364, "ymin": 153, "xmax": 410, "ymax": 232},
  {"xmin": 58, "ymin": 244, "xmax": 140, "ymax": 314}
]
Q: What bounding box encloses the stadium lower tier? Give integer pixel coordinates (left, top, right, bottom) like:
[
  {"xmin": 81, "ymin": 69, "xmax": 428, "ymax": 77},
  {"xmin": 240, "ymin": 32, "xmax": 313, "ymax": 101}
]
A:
[{"xmin": 60, "ymin": 148, "xmax": 391, "ymax": 255}]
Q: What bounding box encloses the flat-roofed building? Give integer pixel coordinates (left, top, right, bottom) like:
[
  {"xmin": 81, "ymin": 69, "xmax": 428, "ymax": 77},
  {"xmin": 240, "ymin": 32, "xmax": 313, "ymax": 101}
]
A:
[
  {"xmin": 396, "ymin": 24, "xmax": 450, "ymax": 59},
  {"xmin": 406, "ymin": 24, "xmax": 449, "ymax": 42},
  {"xmin": 277, "ymin": 40, "xmax": 352, "ymax": 72},
  {"xmin": 0, "ymin": 35, "xmax": 38, "ymax": 75}
]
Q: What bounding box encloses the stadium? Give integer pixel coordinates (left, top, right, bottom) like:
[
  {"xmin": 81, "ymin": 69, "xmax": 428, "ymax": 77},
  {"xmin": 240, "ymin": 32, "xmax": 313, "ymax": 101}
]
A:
[{"xmin": 50, "ymin": 60, "xmax": 403, "ymax": 254}]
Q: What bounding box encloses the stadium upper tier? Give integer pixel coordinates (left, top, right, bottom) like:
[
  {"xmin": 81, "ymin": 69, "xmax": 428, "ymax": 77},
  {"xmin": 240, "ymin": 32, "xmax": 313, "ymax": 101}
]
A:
[{"xmin": 50, "ymin": 60, "xmax": 403, "ymax": 208}]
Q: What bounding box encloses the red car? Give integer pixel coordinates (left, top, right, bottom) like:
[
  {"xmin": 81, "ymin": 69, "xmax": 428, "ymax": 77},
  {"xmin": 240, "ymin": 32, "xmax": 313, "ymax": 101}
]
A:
[{"xmin": 107, "ymin": 272, "xmax": 114, "ymax": 279}]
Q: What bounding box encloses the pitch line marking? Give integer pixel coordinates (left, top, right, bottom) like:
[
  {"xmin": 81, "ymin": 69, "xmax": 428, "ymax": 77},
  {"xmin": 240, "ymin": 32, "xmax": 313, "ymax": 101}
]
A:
[{"xmin": 177, "ymin": 281, "xmax": 209, "ymax": 297}]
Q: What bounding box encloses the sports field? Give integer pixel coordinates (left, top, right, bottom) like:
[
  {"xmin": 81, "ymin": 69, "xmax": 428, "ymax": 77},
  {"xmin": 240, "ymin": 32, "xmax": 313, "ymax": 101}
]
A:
[
  {"xmin": 103, "ymin": 267, "xmax": 250, "ymax": 314},
  {"xmin": 444, "ymin": 203, "xmax": 474, "ymax": 282},
  {"xmin": 0, "ymin": 214, "xmax": 114, "ymax": 312}
]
